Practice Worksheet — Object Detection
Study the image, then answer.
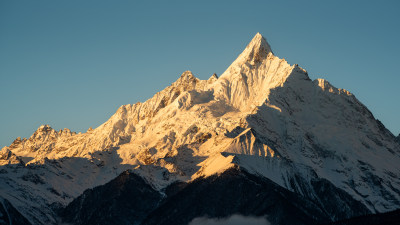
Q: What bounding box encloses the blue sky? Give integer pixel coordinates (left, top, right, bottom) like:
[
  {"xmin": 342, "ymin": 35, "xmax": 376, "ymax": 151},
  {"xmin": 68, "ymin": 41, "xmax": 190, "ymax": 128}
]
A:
[{"xmin": 1, "ymin": 0, "xmax": 399, "ymax": 147}]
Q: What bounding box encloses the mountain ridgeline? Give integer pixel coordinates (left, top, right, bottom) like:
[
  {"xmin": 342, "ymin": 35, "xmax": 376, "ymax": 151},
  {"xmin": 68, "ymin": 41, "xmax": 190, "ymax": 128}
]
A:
[{"xmin": 1, "ymin": 33, "xmax": 399, "ymax": 225}]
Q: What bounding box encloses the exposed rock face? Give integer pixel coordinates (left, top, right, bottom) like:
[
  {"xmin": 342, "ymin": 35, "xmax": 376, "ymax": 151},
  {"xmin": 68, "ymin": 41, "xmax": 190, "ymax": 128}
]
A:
[
  {"xmin": 0, "ymin": 148, "xmax": 24, "ymax": 165},
  {"xmin": 1, "ymin": 33, "xmax": 399, "ymax": 225}
]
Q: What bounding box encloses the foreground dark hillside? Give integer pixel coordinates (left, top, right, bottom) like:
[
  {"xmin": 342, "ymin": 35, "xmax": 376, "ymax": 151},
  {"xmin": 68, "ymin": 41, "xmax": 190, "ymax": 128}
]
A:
[{"xmin": 61, "ymin": 168, "xmax": 374, "ymax": 225}]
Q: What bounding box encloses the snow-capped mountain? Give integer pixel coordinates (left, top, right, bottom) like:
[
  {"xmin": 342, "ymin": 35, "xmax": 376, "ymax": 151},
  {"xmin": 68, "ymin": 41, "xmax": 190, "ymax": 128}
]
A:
[{"xmin": 1, "ymin": 33, "xmax": 399, "ymax": 225}]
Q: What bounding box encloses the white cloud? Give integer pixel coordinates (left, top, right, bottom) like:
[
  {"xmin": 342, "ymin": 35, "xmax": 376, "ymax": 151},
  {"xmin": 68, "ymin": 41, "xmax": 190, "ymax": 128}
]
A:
[{"xmin": 188, "ymin": 214, "xmax": 270, "ymax": 225}]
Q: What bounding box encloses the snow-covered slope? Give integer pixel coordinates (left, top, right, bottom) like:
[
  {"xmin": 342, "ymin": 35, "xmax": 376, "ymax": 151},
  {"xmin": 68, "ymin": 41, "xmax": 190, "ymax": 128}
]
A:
[{"xmin": 1, "ymin": 33, "xmax": 399, "ymax": 224}]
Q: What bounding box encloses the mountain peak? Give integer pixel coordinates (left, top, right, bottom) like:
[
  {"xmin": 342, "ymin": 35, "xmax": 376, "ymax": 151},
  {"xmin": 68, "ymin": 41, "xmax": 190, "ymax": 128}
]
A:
[
  {"xmin": 174, "ymin": 71, "xmax": 198, "ymax": 87},
  {"xmin": 252, "ymin": 32, "xmax": 271, "ymax": 48},
  {"xmin": 208, "ymin": 73, "xmax": 218, "ymax": 84},
  {"xmin": 36, "ymin": 124, "xmax": 53, "ymax": 133},
  {"xmin": 238, "ymin": 33, "xmax": 273, "ymax": 64}
]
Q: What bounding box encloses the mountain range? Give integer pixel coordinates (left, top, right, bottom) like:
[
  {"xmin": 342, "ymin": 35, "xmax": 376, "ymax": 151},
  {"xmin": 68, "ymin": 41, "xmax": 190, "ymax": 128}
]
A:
[{"xmin": 1, "ymin": 33, "xmax": 399, "ymax": 225}]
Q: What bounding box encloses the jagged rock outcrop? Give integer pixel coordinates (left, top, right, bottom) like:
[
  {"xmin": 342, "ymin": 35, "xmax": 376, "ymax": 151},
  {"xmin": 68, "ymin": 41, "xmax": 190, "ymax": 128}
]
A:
[{"xmin": 0, "ymin": 148, "xmax": 24, "ymax": 165}]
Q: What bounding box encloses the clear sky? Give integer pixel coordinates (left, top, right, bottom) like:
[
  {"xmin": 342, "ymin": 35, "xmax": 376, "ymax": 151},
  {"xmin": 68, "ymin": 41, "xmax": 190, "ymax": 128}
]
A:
[{"xmin": 1, "ymin": 0, "xmax": 399, "ymax": 148}]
